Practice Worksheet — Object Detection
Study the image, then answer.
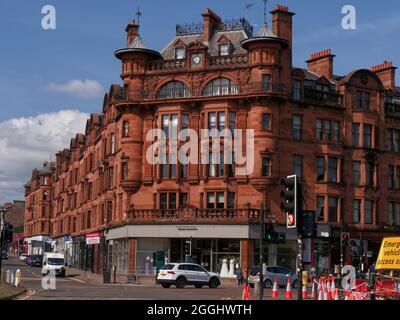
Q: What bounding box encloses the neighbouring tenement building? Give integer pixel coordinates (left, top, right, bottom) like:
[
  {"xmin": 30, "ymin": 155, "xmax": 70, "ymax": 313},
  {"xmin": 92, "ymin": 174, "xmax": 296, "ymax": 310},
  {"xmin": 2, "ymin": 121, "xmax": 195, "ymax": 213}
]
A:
[{"xmin": 24, "ymin": 5, "xmax": 400, "ymax": 281}]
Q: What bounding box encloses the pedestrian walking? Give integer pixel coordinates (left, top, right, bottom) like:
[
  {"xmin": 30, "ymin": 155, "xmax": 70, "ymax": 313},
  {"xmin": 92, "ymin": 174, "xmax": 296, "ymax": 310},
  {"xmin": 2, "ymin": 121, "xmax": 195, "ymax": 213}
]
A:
[{"xmin": 236, "ymin": 268, "xmax": 244, "ymax": 286}]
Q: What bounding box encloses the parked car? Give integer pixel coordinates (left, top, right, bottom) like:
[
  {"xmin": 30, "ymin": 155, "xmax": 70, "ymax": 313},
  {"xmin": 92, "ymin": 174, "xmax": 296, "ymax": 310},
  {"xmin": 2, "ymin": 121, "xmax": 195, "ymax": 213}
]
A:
[
  {"xmin": 28, "ymin": 255, "xmax": 43, "ymax": 267},
  {"xmin": 1, "ymin": 251, "xmax": 8, "ymax": 260},
  {"xmin": 19, "ymin": 254, "xmax": 28, "ymax": 262},
  {"xmin": 41, "ymin": 253, "xmax": 66, "ymax": 277},
  {"xmin": 248, "ymin": 266, "xmax": 298, "ymax": 289},
  {"xmin": 157, "ymin": 263, "xmax": 221, "ymax": 289}
]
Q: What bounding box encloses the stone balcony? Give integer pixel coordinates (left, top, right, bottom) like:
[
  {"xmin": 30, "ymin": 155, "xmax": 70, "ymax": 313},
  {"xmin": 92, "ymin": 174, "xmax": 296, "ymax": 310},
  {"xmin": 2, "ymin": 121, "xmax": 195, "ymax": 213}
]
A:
[{"xmin": 123, "ymin": 207, "xmax": 261, "ymax": 225}]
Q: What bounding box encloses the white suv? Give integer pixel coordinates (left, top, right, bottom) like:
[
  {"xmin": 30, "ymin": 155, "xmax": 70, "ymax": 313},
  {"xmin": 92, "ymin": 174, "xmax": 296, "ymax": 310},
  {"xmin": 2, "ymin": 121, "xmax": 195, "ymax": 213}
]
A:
[{"xmin": 157, "ymin": 263, "xmax": 221, "ymax": 289}]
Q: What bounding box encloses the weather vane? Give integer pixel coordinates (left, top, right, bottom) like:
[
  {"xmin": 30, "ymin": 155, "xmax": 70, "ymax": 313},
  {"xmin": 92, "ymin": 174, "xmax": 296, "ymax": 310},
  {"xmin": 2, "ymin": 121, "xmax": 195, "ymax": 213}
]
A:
[{"xmin": 136, "ymin": 6, "xmax": 142, "ymax": 25}]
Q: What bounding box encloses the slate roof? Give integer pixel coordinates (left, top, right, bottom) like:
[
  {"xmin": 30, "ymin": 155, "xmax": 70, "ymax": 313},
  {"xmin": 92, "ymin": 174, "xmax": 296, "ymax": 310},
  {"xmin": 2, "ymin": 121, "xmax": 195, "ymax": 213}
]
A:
[{"xmin": 161, "ymin": 29, "xmax": 249, "ymax": 60}]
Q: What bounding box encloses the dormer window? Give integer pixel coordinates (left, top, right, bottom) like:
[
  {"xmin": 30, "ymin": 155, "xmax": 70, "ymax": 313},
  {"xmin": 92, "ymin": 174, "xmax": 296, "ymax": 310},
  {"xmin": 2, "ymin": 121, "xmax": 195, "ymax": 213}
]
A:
[
  {"xmin": 219, "ymin": 43, "xmax": 230, "ymax": 56},
  {"xmin": 175, "ymin": 47, "xmax": 185, "ymax": 60}
]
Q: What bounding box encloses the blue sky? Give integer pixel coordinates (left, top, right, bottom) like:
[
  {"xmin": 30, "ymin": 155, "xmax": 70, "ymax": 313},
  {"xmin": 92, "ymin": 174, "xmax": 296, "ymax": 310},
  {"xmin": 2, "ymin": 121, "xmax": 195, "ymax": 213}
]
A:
[
  {"xmin": 0, "ymin": 0, "xmax": 399, "ymax": 122},
  {"xmin": 0, "ymin": 0, "xmax": 399, "ymax": 203}
]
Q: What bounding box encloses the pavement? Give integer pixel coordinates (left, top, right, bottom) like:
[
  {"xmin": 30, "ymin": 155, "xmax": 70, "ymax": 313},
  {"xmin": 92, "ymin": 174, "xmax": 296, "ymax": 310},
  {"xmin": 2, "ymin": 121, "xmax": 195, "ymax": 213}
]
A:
[{"xmin": 2, "ymin": 257, "xmax": 300, "ymax": 300}]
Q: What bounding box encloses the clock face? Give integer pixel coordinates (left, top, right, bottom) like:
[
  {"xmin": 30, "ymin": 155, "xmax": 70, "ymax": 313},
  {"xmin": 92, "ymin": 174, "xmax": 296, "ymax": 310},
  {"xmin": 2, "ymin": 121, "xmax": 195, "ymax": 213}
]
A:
[{"xmin": 191, "ymin": 54, "xmax": 202, "ymax": 67}]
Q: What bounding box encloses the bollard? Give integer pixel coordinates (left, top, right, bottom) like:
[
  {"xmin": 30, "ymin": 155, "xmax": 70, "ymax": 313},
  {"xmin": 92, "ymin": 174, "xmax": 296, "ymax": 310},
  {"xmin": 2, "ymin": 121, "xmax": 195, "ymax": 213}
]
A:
[
  {"xmin": 15, "ymin": 269, "xmax": 21, "ymax": 287},
  {"xmin": 6, "ymin": 270, "xmax": 11, "ymax": 285},
  {"xmin": 10, "ymin": 273, "xmax": 14, "ymax": 286}
]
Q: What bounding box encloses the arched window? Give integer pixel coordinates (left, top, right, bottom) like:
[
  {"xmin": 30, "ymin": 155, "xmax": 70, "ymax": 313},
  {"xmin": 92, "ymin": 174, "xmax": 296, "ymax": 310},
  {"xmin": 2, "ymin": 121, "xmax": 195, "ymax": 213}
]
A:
[
  {"xmin": 157, "ymin": 81, "xmax": 189, "ymax": 99},
  {"xmin": 204, "ymin": 78, "xmax": 238, "ymax": 96}
]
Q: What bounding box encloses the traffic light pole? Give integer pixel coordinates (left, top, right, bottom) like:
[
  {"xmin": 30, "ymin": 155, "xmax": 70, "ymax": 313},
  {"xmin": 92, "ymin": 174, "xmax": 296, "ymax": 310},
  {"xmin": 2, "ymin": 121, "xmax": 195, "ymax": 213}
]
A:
[
  {"xmin": 258, "ymin": 203, "xmax": 265, "ymax": 301},
  {"xmin": 297, "ymin": 234, "xmax": 303, "ymax": 301}
]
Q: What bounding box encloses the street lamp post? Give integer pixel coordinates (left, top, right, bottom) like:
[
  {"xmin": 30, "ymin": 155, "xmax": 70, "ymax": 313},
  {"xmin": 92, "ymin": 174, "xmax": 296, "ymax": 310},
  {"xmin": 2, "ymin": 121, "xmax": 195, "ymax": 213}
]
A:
[{"xmin": 258, "ymin": 203, "xmax": 265, "ymax": 301}]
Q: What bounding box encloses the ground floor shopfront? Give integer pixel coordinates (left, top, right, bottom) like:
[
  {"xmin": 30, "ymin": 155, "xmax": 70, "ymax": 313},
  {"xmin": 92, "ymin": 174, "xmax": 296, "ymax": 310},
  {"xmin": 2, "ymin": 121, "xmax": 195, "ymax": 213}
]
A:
[{"xmin": 104, "ymin": 224, "xmax": 301, "ymax": 280}]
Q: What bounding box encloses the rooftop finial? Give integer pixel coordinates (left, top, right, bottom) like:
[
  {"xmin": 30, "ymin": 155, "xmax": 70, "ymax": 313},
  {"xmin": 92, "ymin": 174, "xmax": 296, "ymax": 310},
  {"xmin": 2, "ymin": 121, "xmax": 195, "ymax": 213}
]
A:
[
  {"xmin": 136, "ymin": 6, "xmax": 142, "ymax": 25},
  {"xmin": 262, "ymin": 0, "xmax": 268, "ymax": 26}
]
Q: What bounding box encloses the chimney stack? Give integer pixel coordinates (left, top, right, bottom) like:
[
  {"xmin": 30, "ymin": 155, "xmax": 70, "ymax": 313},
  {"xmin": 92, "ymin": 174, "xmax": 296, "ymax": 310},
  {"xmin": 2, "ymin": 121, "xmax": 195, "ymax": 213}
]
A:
[
  {"xmin": 271, "ymin": 4, "xmax": 295, "ymax": 48},
  {"xmin": 125, "ymin": 20, "xmax": 140, "ymax": 47},
  {"xmin": 306, "ymin": 49, "xmax": 336, "ymax": 79},
  {"xmin": 371, "ymin": 61, "xmax": 397, "ymax": 91},
  {"xmin": 202, "ymin": 8, "xmax": 221, "ymax": 43}
]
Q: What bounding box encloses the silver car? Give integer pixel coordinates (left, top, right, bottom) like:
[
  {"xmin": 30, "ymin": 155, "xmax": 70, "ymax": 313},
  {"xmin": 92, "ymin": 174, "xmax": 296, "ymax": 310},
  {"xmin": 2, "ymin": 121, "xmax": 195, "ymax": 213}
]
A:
[
  {"xmin": 248, "ymin": 266, "xmax": 299, "ymax": 288},
  {"xmin": 157, "ymin": 263, "xmax": 221, "ymax": 289}
]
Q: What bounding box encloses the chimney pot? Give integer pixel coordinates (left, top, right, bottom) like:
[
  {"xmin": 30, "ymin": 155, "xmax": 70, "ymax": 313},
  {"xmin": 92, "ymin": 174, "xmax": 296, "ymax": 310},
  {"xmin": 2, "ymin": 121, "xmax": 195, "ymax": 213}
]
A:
[
  {"xmin": 371, "ymin": 60, "xmax": 397, "ymax": 90},
  {"xmin": 307, "ymin": 49, "xmax": 335, "ymax": 79}
]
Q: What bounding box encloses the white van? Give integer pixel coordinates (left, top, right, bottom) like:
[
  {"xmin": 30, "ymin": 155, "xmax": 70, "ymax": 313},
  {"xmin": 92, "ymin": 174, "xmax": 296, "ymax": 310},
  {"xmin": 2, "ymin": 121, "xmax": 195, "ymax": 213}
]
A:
[{"xmin": 41, "ymin": 253, "xmax": 66, "ymax": 277}]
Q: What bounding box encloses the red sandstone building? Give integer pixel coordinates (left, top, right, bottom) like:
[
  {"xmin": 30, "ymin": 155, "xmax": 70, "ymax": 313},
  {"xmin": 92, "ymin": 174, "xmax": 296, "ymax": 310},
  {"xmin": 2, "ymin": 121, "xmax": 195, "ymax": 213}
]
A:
[{"xmin": 24, "ymin": 5, "xmax": 400, "ymax": 280}]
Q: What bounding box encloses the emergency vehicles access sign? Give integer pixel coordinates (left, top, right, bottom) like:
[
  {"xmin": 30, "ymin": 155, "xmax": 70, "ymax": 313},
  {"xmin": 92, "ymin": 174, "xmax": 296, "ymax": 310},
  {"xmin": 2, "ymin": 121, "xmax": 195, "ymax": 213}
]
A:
[{"xmin": 376, "ymin": 237, "xmax": 400, "ymax": 270}]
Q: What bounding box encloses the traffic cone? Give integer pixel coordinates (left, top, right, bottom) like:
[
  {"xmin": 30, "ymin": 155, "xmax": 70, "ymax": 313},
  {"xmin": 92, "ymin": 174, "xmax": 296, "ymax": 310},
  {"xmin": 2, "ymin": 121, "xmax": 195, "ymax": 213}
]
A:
[
  {"xmin": 323, "ymin": 280, "xmax": 329, "ymax": 301},
  {"xmin": 302, "ymin": 284, "xmax": 308, "ymax": 299},
  {"xmin": 285, "ymin": 277, "xmax": 293, "ymax": 299},
  {"xmin": 311, "ymin": 280, "xmax": 316, "ymax": 300},
  {"xmin": 318, "ymin": 282, "xmax": 324, "ymax": 300},
  {"xmin": 344, "ymin": 290, "xmax": 350, "ymax": 301},
  {"xmin": 272, "ymin": 277, "xmax": 279, "ymax": 298},
  {"xmin": 331, "ymin": 277, "xmax": 336, "ymax": 295},
  {"xmin": 334, "ymin": 288, "xmax": 340, "ymax": 301},
  {"xmin": 242, "ymin": 284, "xmax": 248, "ymax": 300},
  {"xmin": 326, "ymin": 278, "xmax": 332, "ymax": 300}
]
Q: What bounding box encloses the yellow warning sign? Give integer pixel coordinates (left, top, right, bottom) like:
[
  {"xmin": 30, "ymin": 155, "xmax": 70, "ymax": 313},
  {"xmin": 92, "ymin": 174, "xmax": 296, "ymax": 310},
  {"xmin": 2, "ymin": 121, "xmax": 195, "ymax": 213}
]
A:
[{"xmin": 376, "ymin": 237, "xmax": 400, "ymax": 270}]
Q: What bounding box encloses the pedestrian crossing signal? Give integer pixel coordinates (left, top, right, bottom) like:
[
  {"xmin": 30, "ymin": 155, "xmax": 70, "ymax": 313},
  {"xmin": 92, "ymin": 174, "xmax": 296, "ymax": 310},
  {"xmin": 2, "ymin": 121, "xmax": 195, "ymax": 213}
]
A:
[{"xmin": 184, "ymin": 241, "xmax": 192, "ymax": 256}]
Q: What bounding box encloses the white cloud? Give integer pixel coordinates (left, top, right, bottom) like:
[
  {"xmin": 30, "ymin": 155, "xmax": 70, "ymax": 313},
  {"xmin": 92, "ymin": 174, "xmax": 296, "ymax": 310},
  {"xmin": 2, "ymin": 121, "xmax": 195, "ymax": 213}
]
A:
[
  {"xmin": 47, "ymin": 79, "xmax": 104, "ymax": 99},
  {"xmin": 0, "ymin": 110, "xmax": 89, "ymax": 204}
]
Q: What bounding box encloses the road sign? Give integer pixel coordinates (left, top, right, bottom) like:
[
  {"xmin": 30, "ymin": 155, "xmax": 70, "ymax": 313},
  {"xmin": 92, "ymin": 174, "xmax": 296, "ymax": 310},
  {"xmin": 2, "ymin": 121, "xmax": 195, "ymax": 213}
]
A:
[{"xmin": 376, "ymin": 237, "xmax": 400, "ymax": 270}]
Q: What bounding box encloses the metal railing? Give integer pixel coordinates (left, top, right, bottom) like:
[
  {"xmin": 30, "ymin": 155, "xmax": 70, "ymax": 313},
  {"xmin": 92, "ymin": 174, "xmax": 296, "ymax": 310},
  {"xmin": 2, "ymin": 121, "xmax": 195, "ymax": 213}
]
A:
[
  {"xmin": 303, "ymin": 88, "xmax": 343, "ymax": 106},
  {"xmin": 127, "ymin": 208, "xmax": 260, "ymax": 224},
  {"xmin": 385, "ymin": 102, "xmax": 400, "ymax": 113},
  {"xmin": 115, "ymin": 82, "xmax": 286, "ymax": 102}
]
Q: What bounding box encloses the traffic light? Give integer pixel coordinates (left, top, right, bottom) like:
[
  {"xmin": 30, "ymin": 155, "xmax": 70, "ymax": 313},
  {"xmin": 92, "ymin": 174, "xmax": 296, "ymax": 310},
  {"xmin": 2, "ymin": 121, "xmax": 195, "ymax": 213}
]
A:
[
  {"xmin": 299, "ymin": 211, "xmax": 316, "ymax": 238},
  {"xmin": 265, "ymin": 224, "xmax": 275, "ymax": 243},
  {"xmin": 281, "ymin": 175, "xmax": 302, "ymax": 229},
  {"xmin": 184, "ymin": 240, "xmax": 192, "ymax": 256},
  {"xmin": 265, "ymin": 224, "xmax": 286, "ymax": 244}
]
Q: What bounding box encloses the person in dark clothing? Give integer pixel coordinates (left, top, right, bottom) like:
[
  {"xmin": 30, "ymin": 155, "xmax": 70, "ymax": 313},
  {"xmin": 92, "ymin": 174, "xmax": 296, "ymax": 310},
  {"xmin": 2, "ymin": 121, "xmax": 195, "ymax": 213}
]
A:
[{"xmin": 236, "ymin": 268, "xmax": 244, "ymax": 286}]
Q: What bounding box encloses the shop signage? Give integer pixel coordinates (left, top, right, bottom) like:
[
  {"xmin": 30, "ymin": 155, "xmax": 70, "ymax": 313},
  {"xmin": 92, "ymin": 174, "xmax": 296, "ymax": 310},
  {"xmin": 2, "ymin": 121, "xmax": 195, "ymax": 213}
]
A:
[
  {"xmin": 376, "ymin": 237, "xmax": 400, "ymax": 270},
  {"xmin": 317, "ymin": 224, "xmax": 331, "ymax": 238},
  {"xmin": 86, "ymin": 232, "xmax": 102, "ymax": 245}
]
